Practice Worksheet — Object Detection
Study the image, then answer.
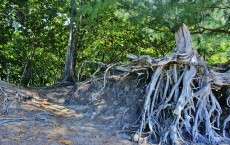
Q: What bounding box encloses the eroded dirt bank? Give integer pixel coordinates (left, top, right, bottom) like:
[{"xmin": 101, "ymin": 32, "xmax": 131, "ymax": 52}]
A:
[{"xmin": 0, "ymin": 74, "xmax": 147, "ymax": 145}]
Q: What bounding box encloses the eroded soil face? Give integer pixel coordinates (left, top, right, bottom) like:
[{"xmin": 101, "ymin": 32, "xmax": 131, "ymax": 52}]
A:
[{"xmin": 0, "ymin": 75, "xmax": 146, "ymax": 145}]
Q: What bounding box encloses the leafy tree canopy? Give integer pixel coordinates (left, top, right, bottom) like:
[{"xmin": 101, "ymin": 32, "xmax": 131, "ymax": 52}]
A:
[{"xmin": 0, "ymin": 0, "xmax": 229, "ymax": 86}]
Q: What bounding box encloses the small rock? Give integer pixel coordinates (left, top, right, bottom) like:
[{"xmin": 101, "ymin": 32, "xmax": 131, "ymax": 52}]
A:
[
  {"xmin": 133, "ymin": 134, "xmax": 139, "ymax": 142},
  {"xmin": 133, "ymin": 134, "xmax": 146, "ymax": 143}
]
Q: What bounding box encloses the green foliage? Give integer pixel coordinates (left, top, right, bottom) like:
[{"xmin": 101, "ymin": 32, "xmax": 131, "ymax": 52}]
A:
[
  {"xmin": 0, "ymin": 0, "xmax": 229, "ymax": 86},
  {"xmin": 0, "ymin": 0, "xmax": 68, "ymax": 85},
  {"xmin": 119, "ymin": 0, "xmax": 229, "ymax": 62}
]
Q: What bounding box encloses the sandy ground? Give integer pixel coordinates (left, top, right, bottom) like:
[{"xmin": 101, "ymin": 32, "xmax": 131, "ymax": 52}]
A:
[
  {"xmin": 0, "ymin": 106, "xmax": 132, "ymax": 145},
  {"xmin": 0, "ymin": 80, "xmax": 144, "ymax": 145}
]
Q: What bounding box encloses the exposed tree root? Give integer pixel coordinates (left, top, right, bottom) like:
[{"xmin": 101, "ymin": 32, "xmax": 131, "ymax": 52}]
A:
[
  {"xmin": 0, "ymin": 87, "xmax": 24, "ymax": 114},
  {"xmin": 135, "ymin": 63, "xmax": 228, "ymax": 144},
  {"xmin": 80, "ymin": 24, "xmax": 230, "ymax": 144},
  {"xmin": 127, "ymin": 25, "xmax": 230, "ymax": 144}
]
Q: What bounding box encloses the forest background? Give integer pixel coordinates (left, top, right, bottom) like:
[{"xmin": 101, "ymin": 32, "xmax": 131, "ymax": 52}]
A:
[{"xmin": 0, "ymin": 0, "xmax": 229, "ymax": 87}]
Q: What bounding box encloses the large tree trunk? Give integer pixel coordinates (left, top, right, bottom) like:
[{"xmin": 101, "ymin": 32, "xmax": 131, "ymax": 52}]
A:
[{"xmin": 131, "ymin": 24, "xmax": 230, "ymax": 144}]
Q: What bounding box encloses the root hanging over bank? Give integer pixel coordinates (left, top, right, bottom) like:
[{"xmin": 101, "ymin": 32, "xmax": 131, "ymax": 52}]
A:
[{"xmin": 129, "ymin": 24, "xmax": 230, "ymax": 144}]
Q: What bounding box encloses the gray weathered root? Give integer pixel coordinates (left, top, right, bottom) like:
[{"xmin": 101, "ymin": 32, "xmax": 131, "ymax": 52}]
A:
[
  {"xmin": 136, "ymin": 63, "xmax": 229, "ymax": 144},
  {"xmin": 131, "ymin": 25, "xmax": 230, "ymax": 144}
]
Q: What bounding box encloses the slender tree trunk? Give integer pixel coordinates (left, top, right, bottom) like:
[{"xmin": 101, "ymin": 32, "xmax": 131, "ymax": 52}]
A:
[
  {"xmin": 63, "ymin": 0, "xmax": 83, "ymax": 83},
  {"xmin": 63, "ymin": 0, "xmax": 76, "ymax": 83},
  {"xmin": 72, "ymin": 14, "xmax": 82, "ymax": 78},
  {"xmin": 20, "ymin": 44, "xmax": 36, "ymax": 86},
  {"xmin": 6, "ymin": 63, "xmax": 10, "ymax": 82}
]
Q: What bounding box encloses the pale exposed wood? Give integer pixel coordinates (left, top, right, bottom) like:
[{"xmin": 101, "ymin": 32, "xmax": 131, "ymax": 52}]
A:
[
  {"xmin": 130, "ymin": 24, "xmax": 230, "ymax": 144},
  {"xmin": 212, "ymin": 71, "xmax": 230, "ymax": 86}
]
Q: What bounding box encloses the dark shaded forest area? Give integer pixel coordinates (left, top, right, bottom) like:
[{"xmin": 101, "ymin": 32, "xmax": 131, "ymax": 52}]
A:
[{"xmin": 0, "ymin": 0, "xmax": 230, "ymax": 145}]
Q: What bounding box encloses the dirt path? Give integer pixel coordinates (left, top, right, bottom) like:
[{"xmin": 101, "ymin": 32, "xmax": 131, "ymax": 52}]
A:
[
  {"xmin": 0, "ymin": 81, "xmax": 136, "ymax": 145},
  {"xmin": 0, "ymin": 109, "xmax": 131, "ymax": 145}
]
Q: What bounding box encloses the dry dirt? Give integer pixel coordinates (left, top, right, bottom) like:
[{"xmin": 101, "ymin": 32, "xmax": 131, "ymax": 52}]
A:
[{"xmin": 0, "ymin": 75, "xmax": 146, "ymax": 145}]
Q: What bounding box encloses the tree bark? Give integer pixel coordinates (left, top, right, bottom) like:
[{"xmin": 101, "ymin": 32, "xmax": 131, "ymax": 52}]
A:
[
  {"xmin": 63, "ymin": 0, "xmax": 83, "ymax": 83},
  {"xmin": 63, "ymin": 0, "xmax": 76, "ymax": 83}
]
